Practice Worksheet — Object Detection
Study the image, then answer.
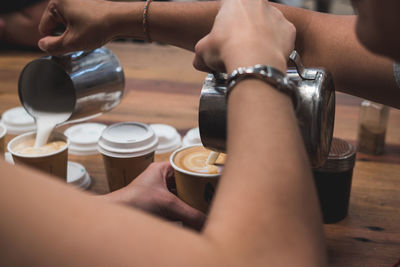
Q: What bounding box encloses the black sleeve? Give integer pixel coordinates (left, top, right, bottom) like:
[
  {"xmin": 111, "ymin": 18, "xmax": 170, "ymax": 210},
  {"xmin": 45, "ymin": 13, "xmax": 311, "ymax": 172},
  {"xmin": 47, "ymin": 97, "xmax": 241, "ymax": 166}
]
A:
[{"xmin": 0, "ymin": 0, "xmax": 44, "ymax": 14}]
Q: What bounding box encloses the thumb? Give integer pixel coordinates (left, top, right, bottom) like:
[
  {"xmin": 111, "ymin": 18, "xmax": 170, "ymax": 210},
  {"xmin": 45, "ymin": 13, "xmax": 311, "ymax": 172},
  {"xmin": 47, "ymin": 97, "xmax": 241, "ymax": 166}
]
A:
[
  {"xmin": 166, "ymin": 195, "xmax": 207, "ymax": 231},
  {"xmin": 38, "ymin": 35, "xmax": 67, "ymax": 55},
  {"xmin": 193, "ymin": 35, "xmax": 215, "ymax": 73}
]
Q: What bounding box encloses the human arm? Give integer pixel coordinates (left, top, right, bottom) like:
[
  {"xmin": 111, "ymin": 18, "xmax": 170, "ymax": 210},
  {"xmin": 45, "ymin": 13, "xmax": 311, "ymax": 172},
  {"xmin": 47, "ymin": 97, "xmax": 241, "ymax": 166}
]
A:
[
  {"xmin": 0, "ymin": 0, "xmax": 326, "ymax": 266},
  {"xmin": 38, "ymin": 0, "xmax": 400, "ymax": 108},
  {"xmin": 194, "ymin": 0, "xmax": 326, "ymax": 265}
]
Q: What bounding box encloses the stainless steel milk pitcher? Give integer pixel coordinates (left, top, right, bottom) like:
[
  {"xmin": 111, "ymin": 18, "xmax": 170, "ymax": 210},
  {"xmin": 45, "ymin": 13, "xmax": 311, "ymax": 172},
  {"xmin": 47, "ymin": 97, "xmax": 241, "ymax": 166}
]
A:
[
  {"xmin": 199, "ymin": 51, "xmax": 335, "ymax": 167},
  {"xmin": 18, "ymin": 46, "xmax": 125, "ymax": 124}
]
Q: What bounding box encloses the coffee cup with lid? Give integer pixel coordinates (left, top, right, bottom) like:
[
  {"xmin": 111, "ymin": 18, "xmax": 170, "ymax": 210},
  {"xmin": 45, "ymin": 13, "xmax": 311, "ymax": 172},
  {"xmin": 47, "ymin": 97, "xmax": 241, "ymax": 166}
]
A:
[
  {"xmin": 98, "ymin": 122, "xmax": 158, "ymax": 192},
  {"xmin": 150, "ymin": 124, "xmax": 182, "ymax": 162}
]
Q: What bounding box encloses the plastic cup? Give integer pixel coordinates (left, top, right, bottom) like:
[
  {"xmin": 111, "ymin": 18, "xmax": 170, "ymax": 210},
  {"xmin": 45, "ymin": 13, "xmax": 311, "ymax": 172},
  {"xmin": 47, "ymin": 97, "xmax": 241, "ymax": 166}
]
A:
[
  {"xmin": 150, "ymin": 124, "xmax": 182, "ymax": 162},
  {"xmin": 170, "ymin": 145, "xmax": 224, "ymax": 213},
  {"xmin": 98, "ymin": 122, "xmax": 158, "ymax": 192},
  {"xmin": 7, "ymin": 131, "xmax": 69, "ymax": 180}
]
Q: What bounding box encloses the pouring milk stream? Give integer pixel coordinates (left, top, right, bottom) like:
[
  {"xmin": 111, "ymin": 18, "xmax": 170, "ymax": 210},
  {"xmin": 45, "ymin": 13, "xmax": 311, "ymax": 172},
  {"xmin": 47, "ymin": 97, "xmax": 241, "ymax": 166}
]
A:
[
  {"xmin": 34, "ymin": 112, "xmax": 70, "ymax": 148},
  {"xmin": 18, "ymin": 47, "xmax": 125, "ymax": 149}
]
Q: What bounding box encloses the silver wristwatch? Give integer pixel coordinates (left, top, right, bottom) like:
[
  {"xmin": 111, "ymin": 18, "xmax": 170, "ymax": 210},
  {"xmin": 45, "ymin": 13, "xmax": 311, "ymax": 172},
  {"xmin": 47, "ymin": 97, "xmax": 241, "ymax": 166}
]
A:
[{"xmin": 226, "ymin": 64, "xmax": 299, "ymax": 109}]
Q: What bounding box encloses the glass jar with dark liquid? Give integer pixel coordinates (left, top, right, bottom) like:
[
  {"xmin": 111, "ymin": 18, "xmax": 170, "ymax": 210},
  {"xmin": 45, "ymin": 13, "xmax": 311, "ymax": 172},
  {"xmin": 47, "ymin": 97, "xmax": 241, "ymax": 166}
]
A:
[{"xmin": 313, "ymin": 138, "xmax": 356, "ymax": 224}]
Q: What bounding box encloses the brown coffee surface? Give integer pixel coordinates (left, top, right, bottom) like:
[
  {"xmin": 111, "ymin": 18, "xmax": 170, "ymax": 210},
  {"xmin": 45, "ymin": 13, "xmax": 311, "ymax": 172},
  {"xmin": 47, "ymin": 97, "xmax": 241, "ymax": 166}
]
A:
[
  {"xmin": 174, "ymin": 146, "xmax": 225, "ymax": 174},
  {"xmin": 13, "ymin": 139, "xmax": 67, "ymax": 155}
]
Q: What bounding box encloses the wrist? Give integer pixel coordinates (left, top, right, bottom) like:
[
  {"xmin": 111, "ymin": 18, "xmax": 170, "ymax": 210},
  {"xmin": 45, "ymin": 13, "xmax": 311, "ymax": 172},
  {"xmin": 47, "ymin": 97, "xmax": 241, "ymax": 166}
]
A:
[
  {"xmin": 223, "ymin": 47, "xmax": 288, "ymax": 74},
  {"xmin": 102, "ymin": 187, "xmax": 136, "ymax": 206},
  {"xmin": 106, "ymin": 2, "xmax": 144, "ymax": 40}
]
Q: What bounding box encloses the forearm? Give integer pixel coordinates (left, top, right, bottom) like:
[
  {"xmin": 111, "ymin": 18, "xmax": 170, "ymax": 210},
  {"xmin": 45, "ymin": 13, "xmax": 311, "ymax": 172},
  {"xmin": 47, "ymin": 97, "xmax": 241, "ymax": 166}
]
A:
[
  {"xmin": 109, "ymin": 1, "xmax": 218, "ymax": 51},
  {"xmin": 109, "ymin": 1, "xmax": 400, "ymax": 107},
  {"xmin": 0, "ymin": 161, "xmax": 218, "ymax": 266},
  {"xmin": 204, "ymin": 80, "xmax": 326, "ymax": 266},
  {"xmin": 275, "ymin": 6, "xmax": 399, "ymax": 108}
]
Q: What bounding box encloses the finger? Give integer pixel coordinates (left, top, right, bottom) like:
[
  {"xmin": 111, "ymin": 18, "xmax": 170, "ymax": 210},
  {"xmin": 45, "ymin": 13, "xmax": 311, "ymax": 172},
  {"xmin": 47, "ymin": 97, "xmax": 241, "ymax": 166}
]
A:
[
  {"xmin": 193, "ymin": 53, "xmax": 214, "ymax": 73},
  {"xmin": 39, "ymin": 2, "xmax": 64, "ymax": 36},
  {"xmin": 166, "ymin": 196, "xmax": 207, "ymax": 231},
  {"xmin": 194, "ymin": 35, "xmax": 227, "ymax": 73},
  {"xmin": 152, "ymin": 161, "xmax": 175, "ymax": 189},
  {"xmin": 162, "ymin": 163, "xmax": 177, "ymax": 193},
  {"xmin": 38, "ymin": 35, "xmax": 68, "ymax": 54},
  {"xmin": 193, "ymin": 36, "xmax": 214, "ymax": 73},
  {"xmin": 132, "ymin": 162, "xmax": 172, "ymax": 188},
  {"xmin": 159, "ymin": 162, "xmax": 174, "ymax": 181}
]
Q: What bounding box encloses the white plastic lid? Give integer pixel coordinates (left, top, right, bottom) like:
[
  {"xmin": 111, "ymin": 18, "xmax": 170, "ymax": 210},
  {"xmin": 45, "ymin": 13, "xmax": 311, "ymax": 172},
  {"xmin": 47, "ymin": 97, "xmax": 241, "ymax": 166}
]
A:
[
  {"xmin": 150, "ymin": 124, "xmax": 182, "ymax": 154},
  {"xmin": 67, "ymin": 161, "xmax": 91, "ymax": 189},
  {"xmin": 64, "ymin": 123, "xmax": 107, "ymax": 155},
  {"xmin": 98, "ymin": 122, "xmax": 158, "ymax": 158},
  {"xmin": 0, "ymin": 123, "xmax": 6, "ymax": 139},
  {"xmin": 1, "ymin": 107, "xmax": 36, "ymax": 135},
  {"xmin": 182, "ymin": 127, "xmax": 202, "ymax": 146}
]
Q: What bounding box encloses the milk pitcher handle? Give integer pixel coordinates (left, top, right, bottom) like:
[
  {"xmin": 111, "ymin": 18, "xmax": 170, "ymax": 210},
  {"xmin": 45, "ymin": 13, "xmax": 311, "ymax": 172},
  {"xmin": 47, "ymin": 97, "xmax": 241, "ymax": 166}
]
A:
[{"xmin": 289, "ymin": 51, "xmax": 318, "ymax": 80}]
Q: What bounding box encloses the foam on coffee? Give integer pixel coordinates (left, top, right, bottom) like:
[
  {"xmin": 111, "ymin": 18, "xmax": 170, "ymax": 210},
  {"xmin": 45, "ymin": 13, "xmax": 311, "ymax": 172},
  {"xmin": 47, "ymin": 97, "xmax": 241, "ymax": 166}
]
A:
[
  {"xmin": 13, "ymin": 138, "xmax": 67, "ymax": 156},
  {"xmin": 173, "ymin": 146, "xmax": 225, "ymax": 175}
]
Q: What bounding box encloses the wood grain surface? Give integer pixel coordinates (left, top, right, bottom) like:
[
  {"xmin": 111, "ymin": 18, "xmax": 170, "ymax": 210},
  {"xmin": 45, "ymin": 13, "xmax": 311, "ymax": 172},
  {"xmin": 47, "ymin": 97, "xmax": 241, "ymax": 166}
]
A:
[{"xmin": 1, "ymin": 42, "xmax": 399, "ymax": 266}]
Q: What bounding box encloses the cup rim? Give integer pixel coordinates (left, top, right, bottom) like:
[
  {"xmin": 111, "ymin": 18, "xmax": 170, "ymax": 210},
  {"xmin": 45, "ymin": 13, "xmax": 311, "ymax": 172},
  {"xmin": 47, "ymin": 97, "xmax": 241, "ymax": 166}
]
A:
[
  {"xmin": 8, "ymin": 131, "xmax": 69, "ymax": 158},
  {"xmin": 169, "ymin": 144, "xmax": 221, "ymax": 178}
]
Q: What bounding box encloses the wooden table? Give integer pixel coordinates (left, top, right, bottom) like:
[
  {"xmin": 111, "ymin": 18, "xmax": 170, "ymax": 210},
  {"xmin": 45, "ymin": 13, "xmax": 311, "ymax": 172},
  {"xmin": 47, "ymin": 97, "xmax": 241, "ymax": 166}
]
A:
[{"xmin": 1, "ymin": 42, "xmax": 399, "ymax": 266}]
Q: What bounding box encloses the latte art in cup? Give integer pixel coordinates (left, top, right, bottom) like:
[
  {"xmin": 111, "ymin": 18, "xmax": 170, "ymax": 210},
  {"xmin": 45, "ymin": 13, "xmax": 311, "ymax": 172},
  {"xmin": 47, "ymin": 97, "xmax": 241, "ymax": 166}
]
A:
[
  {"xmin": 170, "ymin": 145, "xmax": 225, "ymax": 213},
  {"xmin": 173, "ymin": 146, "xmax": 225, "ymax": 174},
  {"xmin": 13, "ymin": 139, "xmax": 67, "ymax": 156}
]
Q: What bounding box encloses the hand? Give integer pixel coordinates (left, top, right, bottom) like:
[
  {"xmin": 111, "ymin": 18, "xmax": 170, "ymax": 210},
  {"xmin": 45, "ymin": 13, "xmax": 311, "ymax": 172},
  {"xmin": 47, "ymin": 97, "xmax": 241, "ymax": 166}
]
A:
[
  {"xmin": 103, "ymin": 162, "xmax": 206, "ymax": 231},
  {"xmin": 193, "ymin": 0, "xmax": 296, "ymax": 74},
  {"xmin": 38, "ymin": 0, "xmax": 116, "ymax": 54}
]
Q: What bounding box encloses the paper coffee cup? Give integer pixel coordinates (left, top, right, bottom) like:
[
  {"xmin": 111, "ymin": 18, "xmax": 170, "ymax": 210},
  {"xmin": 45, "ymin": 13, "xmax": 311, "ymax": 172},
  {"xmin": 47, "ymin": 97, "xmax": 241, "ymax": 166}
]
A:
[
  {"xmin": 1, "ymin": 107, "xmax": 36, "ymax": 150},
  {"xmin": 182, "ymin": 127, "xmax": 202, "ymax": 147},
  {"xmin": 0, "ymin": 123, "xmax": 6, "ymax": 156},
  {"xmin": 67, "ymin": 161, "xmax": 91, "ymax": 190},
  {"xmin": 64, "ymin": 123, "xmax": 107, "ymax": 155},
  {"xmin": 64, "ymin": 122, "xmax": 107, "ymax": 184},
  {"xmin": 150, "ymin": 124, "xmax": 182, "ymax": 162},
  {"xmin": 170, "ymin": 145, "xmax": 224, "ymax": 213},
  {"xmin": 98, "ymin": 122, "xmax": 158, "ymax": 192},
  {"xmin": 7, "ymin": 131, "xmax": 69, "ymax": 180}
]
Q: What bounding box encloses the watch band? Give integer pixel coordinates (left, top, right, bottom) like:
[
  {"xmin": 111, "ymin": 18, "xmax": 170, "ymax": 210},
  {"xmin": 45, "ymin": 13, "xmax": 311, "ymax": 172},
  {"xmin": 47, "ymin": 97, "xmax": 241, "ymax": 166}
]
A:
[{"xmin": 226, "ymin": 64, "xmax": 299, "ymax": 110}]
